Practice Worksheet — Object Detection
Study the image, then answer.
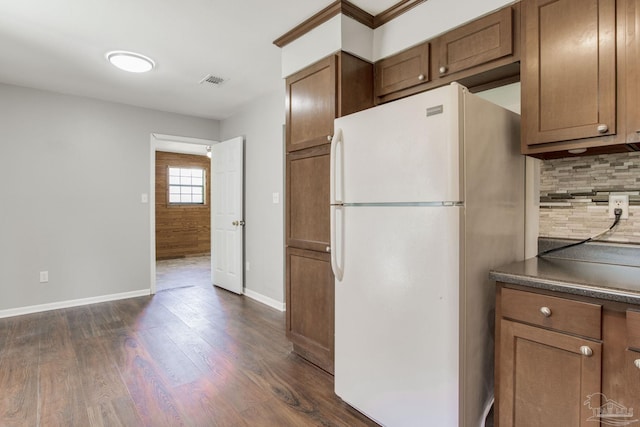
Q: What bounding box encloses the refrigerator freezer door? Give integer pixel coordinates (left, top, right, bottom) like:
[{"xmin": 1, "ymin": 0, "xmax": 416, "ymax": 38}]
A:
[
  {"xmin": 334, "ymin": 205, "xmax": 461, "ymax": 427},
  {"xmin": 333, "ymin": 84, "xmax": 462, "ymax": 204}
]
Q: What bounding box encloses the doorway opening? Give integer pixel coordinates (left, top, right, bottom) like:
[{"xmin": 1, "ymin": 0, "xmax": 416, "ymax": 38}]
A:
[
  {"xmin": 150, "ymin": 134, "xmax": 217, "ymax": 293},
  {"xmin": 149, "ymin": 133, "xmax": 245, "ymax": 295}
]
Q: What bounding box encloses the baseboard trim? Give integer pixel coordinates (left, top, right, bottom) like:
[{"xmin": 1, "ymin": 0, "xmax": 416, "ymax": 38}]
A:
[
  {"xmin": 0, "ymin": 289, "xmax": 152, "ymax": 319},
  {"xmin": 243, "ymin": 288, "xmax": 285, "ymax": 312}
]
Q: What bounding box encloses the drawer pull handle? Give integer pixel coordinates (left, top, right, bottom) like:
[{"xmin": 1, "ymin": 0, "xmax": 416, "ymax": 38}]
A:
[
  {"xmin": 325, "ymin": 246, "xmax": 331, "ymax": 253},
  {"xmin": 540, "ymin": 306, "xmax": 552, "ymax": 317},
  {"xmin": 418, "ymin": 74, "xmax": 426, "ymax": 81},
  {"xmin": 580, "ymin": 346, "xmax": 593, "ymax": 357},
  {"xmin": 597, "ymin": 124, "xmax": 608, "ymax": 133},
  {"xmin": 634, "ymin": 359, "xmax": 640, "ymax": 369}
]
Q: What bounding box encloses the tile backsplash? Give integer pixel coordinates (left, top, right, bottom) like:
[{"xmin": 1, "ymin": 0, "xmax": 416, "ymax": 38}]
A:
[{"xmin": 539, "ymin": 152, "xmax": 640, "ymax": 244}]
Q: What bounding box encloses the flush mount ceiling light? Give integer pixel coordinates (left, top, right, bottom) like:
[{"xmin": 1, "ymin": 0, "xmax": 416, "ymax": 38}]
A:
[{"xmin": 106, "ymin": 51, "xmax": 155, "ymax": 73}]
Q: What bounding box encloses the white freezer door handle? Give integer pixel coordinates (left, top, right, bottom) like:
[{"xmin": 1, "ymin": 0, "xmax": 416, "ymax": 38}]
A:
[
  {"xmin": 330, "ymin": 128, "xmax": 343, "ymax": 205},
  {"xmin": 330, "ymin": 205, "xmax": 344, "ymax": 281}
]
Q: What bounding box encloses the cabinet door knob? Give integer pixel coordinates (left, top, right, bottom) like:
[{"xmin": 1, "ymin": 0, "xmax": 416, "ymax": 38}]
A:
[
  {"xmin": 418, "ymin": 74, "xmax": 425, "ymax": 81},
  {"xmin": 325, "ymin": 246, "xmax": 331, "ymax": 253},
  {"xmin": 540, "ymin": 306, "xmax": 552, "ymax": 317},
  {"xmin": 597, "ymin": 124, "xmax": 609, "ymax": 133},
  {"xmin": 634, "ymin": 359, "xmax": 640, "ymax": 369},
  {"xmin": 580, "ymin": 346, "xmax": 593, "ymax": 357},
  {"xmin": 327, "ymin": 135, "xmax": 333, "ymax": 141},
  {"xmin": 439, "ymin": 66, "xmax": 447, "ymax": 74}
]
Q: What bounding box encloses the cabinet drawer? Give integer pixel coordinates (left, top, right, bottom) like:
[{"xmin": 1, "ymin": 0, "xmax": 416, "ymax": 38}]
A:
[{"xmin": 501, "ymin": 288, "xmax": 602, "ymax": 339}]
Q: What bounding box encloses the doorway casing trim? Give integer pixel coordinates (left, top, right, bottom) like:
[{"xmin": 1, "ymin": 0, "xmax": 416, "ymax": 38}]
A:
[{"xmin": 150, "ymin": 133, "xmax": 218, "ymax": 294}]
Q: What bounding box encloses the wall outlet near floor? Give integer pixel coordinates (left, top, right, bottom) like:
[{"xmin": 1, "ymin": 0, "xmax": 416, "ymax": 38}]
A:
[
  {"xmin": 39, "ymin": 271, "xmax": 49, "ymax": 283},
  {"xmin": 608, "ymin": 194, "xmax": 629, "ymax": 219}
]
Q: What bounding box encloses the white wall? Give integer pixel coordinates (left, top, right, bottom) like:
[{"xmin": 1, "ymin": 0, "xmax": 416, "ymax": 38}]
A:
[
  {"xmin": 0, "ymin": 83, "xmax": 219, "ymax": 313},
  {"xmin": 220, "ymin": 86, "xmax": 286, "ymax": 307},
  {"xmin": 281, "ymin": 14, "xmax": 375, "ymax": 78}
]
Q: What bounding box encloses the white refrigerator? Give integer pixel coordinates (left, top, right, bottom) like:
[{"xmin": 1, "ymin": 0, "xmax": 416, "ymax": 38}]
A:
[{"xmin": 330, "ymin": 83, "xmax": 525, "ymax": 427}]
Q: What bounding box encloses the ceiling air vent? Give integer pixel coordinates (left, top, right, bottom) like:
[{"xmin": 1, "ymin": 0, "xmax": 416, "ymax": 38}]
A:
[{"xmin": 199, "ymin": 74, "xmax": 225, "ymax": 86}]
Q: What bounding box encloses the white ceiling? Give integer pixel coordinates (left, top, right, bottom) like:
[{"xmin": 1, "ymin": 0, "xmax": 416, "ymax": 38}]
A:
[{"xmin": 0, "ymin": 0, "xmax": 398, "ymax": 120}]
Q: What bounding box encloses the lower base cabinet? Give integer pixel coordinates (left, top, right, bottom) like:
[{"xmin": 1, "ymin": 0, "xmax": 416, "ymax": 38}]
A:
[
  {"xmin": 498, "ymin": 320, "xmax": 601, "ymax": 426},
  {"xmin": 496, "ymin": 285, "xmax": 640, "ymax": 427},
  {"xmin": 285, "ymin": 247, "xmax": 334, "ymax": 373}
]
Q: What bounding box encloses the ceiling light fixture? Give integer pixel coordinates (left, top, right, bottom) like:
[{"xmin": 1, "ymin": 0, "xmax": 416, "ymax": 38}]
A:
[{"xmin": 106, "ymin": 51, "xmax": 155, "ymax": 73}]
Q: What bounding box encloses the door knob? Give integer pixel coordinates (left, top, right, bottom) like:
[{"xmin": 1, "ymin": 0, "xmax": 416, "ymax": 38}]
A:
[
  {"xmin": 325, "ymin": 246, "xmax": 331, "ymax": 253},
  {"xmin": 232, "ymin": 220, "xmax": 245, "ymax": 226},
  {"xmin": 439, "ymin": 66, "xmax": 447, "ymax": 74},
  {"xmin": 418, "ymin": 74, "xmax": 425, "ymax": 81},
  {"xmin": 634, "ymin": 359, "xmax": 640, "ymax": 369},
  {"xmin": 597, "ymin": 124, "xmax": 608, "ymax": 133},
  {"xmin": 327, "ymin": 135, "xmax": 332, "ymax": 141}
]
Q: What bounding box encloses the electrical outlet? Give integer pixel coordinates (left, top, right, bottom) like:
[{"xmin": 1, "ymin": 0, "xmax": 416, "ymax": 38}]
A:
[
  {"xmin": 608, "ymin": 195, "xmax": 629, "ymax": 219},
  {"xmin": 39, "ymin": 271, "xmax": 49, "ymax": 283}
]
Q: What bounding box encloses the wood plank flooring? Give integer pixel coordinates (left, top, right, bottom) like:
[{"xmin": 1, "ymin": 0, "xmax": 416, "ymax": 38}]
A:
[{"xmin": 0, "ymin": 284, "xmax": 378, "ymax": 426}]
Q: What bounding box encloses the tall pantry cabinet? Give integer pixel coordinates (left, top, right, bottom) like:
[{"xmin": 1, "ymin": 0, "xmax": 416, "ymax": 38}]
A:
[{"xmin": 285, "ymin": 52, "xmax": 373, "ymax": 373}]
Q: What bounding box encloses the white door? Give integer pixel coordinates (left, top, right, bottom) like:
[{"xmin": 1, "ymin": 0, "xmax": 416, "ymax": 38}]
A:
[{"xmin": 211, "ymin": 136, "xmax": 244, "ymax": 294}]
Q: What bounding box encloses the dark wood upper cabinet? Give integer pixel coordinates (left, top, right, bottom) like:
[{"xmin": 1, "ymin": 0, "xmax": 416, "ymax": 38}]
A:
[
  {"xmin": 374, "ymin": 3, "xmax": 520, "ymax": 104},
  {"xmin": 286, "ymin": 56, "xmax": 336, "ymax": 153},
  {"xmin": 625, "ymin": 0, "xmax": 640, "ymax": 145},
  {"xmin": 374, "ymin": 42, "xmax": 430, "ymax": 98},
  {"xmin": 522, "ymin": 0, "xmax": 616, "ymax": 147},
  {"xmin": 286, "ymin": 52, "xmax": 373, "ymax": 153},
  {"xmin": 435, "ymin": 6, "xmax": 514, "ymax": 78},
  {"xmin": 521, "ymin": 0, "xmax": 640, "ymax": 158}
]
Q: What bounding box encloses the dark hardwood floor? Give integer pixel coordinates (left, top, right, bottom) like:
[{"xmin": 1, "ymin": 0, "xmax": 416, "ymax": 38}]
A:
[{"xmin": 0, "ymin": 284, "xmax": 378, "ymax": 426}]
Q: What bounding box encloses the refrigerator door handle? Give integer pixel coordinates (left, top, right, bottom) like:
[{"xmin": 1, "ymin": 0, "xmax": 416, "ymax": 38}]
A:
[
  {"xmin": 330, "ymin": 128, "xmax": 343, "ymax": 205},
  {"xmin": 330, "ymin": 205, "xmax": 344, "ymax": 281}
]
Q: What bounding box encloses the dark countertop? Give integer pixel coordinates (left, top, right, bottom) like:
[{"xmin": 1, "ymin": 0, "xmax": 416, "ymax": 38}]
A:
[{"xmin": 490, "ymin": 256, "xmax": 640, "ymax": 305}]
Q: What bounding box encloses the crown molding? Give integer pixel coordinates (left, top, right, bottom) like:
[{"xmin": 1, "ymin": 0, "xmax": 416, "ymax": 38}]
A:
[
  {"xmin": 373, "ymin": 0, "xmax": 427, "ymax": 27},
  {"xmin": 274, "ymin": 0, "xmax": 426, "ymax": 48}
]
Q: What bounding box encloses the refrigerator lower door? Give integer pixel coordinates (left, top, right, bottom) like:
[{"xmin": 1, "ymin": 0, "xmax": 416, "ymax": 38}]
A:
[{"xmin": 335, "ymin": 205, "xmax": 462, "ymax": 427}]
